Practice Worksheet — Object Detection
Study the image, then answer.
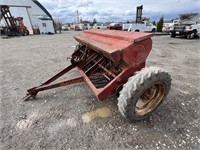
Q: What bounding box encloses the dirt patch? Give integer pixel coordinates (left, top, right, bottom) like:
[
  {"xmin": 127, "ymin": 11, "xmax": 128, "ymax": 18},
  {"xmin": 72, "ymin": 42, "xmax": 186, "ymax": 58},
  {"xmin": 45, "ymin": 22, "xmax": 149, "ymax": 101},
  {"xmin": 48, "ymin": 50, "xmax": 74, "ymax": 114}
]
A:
[{"xmin": 82, "ymin": 107, "xmax": 112, "ymax": 123}]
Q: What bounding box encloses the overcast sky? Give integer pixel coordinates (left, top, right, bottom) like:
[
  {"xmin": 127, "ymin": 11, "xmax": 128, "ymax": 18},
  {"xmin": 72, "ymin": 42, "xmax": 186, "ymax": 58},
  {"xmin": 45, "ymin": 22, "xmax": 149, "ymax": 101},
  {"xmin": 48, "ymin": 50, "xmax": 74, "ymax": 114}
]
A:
[{"xmin": 39, "ymin": 0, "xmax": 200, "ymax": 23}]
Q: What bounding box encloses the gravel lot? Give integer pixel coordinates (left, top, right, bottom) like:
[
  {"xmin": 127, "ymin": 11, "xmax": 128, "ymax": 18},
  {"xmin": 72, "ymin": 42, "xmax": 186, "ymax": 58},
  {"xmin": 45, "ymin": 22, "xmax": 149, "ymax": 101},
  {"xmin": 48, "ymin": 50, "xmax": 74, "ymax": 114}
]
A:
[{"xmin": 0, "ymin": 31, "xmax": 200, "ymax": 150}]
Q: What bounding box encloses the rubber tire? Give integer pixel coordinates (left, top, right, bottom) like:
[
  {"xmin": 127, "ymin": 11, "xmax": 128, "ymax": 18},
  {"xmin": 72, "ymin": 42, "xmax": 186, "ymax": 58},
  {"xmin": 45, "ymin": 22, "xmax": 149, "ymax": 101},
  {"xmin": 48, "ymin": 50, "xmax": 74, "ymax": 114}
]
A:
[
  {"xmin": 152, "ymin": 28, "xmax": 156, "ymax": 33},
  {"xmin": 115, "ymin": 84, "xmax": 123, "ymax": 96},
  {"xmin": 187, "ymin": 31, "xmax": 196, "ymax": 39},
  {"xmin": 20, "ymin": 29, "xmax": 25, "ymax": 36},
  {"xmin": 26, "ymin": 30, "xmax": 29, "ymax": 35},
  {"xmin": 118, "ymin": 66, "xmax": 171, "ymax": 122},
  {"xmin": 170, "ymin": 32, "xmax": 176, "ymax": 38}
]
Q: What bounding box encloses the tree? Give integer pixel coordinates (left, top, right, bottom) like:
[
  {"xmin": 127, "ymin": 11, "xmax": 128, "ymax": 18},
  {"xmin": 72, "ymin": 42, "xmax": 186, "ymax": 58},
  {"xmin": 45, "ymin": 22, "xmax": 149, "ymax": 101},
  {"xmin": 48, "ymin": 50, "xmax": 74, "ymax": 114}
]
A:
[
  {"xmin": 179, "ymin": 13, "xmax": 199, "ymax": 20},
  {"xmin": 93, "ymin": 18, "xmax": 97, "ymax": 25},
  {"xmin": 152, "ymin": 21, "xmax": 156, "ymax": 25},
  {"xmin": 157, "ymin": 16, "xmax": 164, "ymax": 32},
  {"xmin": 54, "ymin": 19, "xmax": 63, "ymax": 34},
  {"xmin": 142, "ymin": 17, "xmax": 150, "ymax": 21}
]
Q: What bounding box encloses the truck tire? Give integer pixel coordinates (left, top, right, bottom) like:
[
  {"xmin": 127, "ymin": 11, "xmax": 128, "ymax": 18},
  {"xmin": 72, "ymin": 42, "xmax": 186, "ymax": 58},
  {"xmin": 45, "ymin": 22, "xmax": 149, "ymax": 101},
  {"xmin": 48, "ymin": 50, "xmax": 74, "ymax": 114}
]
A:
[
  {"xmin": 20, "ymin": 29, "xmax": 25, "ymax": 36},
  {"xmin": 135, "ymin": 30, "xmax": 140, "ymax": 32},
  {"xmin": 187, "ymin": 31, "xmax": 196, "ymax": 39},
  {"xmin": 24, "ymin": 30, "xmax": 29, "ymax": 36},
  {"xmin": 170, "ymin": 32, "xmax": 176, "ymax": 38},
  {"xmin": 118, "ymin": 66, "xmax": 171, "ymax": 122},
  {"xmin": 4, "ymin": 28, "xmax": 10, "ymax": 36},
  {"xmin": 152, "ymin": 28, "xmax": 156, "ymax": 33}
]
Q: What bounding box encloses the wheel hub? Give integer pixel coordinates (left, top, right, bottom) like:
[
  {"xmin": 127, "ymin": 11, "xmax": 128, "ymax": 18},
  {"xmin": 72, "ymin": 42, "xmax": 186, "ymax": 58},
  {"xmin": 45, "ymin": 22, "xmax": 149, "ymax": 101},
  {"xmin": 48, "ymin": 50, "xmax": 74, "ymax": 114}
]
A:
[{"xmin": 135, "ymin": 83, "xmax": 166, "ymax": 116}]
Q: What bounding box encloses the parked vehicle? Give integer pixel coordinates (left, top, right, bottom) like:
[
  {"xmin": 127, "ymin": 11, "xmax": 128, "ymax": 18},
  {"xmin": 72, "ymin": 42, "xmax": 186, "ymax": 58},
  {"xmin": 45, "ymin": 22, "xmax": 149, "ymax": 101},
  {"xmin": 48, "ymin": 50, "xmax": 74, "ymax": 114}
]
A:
[
  {"xmin": 93, "ymin": 23, "xmax": 107, "ymax": 29},
  {"xmin": 2, "ymin": 16, "xmax": 29, "ymax": 36},
  {"xmin": 74, "ymin": 25, "xmax": 82, "ymax": 31},
  {"xmin": 162, "ymin": 20, "xmax": 180, "ymax": 33},
  {"xmin": 62, "ymin": 25, "xmax": 69, "ymax": 31},
  {"xmin": 74, "ymin": 24, "xmax": 85, "ymax": 31},
  {"xmin": 83, "ymin": 23, "xmax": 92, "ymax": 30},
  {"xmin": 74, "ymin": 23, "xmax": 91, "ymax": 31},
  {"xmin": 15, "ymin": 17, "xmax": 29, "ymax": 35},
  {"xmin": 108, "ymin": 23, "xmax": 122, "ymax": 30},
  {"xmin": 170, "ymin": 20, "xmax": 200, "ymax": 39},
  {"xmin": 128, "ymin": 21, "xmax": 156, "ymax": 33},
  {"xmin": 1, "ymin": 6, "xmax": 29, "ymax": 36},
  {"xmin": 122, "ymin": 23, "xmax": 131, "ymax": 31}
]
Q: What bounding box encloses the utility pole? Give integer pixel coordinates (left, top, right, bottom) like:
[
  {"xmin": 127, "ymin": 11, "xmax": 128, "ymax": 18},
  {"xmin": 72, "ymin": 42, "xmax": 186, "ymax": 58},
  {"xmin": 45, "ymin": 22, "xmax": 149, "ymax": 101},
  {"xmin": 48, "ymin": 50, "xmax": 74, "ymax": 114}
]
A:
[{"xmin": 76, "ymin": 10, "xmax": 79, "ymax": 23}]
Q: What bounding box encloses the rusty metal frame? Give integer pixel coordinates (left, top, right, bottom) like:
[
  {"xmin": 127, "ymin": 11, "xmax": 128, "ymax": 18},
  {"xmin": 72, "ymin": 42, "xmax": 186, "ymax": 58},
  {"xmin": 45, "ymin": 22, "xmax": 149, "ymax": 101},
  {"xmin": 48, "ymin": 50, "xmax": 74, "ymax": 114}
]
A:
[
  {"xmin": 23, "ymin": 30, "xmax": 153, "ymax": 101},
  {"xmin": 23, "ymin": 64, "xmax": 84, "ymax": 101}
]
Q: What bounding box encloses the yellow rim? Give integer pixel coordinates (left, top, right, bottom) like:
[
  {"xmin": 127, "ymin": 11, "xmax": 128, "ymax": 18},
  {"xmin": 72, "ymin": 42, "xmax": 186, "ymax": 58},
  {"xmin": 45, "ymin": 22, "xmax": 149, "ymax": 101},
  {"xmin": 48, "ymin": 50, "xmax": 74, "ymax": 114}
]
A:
[{"xmin": 135, "ymin": 83, "xmax": 166, "ymax": 116}]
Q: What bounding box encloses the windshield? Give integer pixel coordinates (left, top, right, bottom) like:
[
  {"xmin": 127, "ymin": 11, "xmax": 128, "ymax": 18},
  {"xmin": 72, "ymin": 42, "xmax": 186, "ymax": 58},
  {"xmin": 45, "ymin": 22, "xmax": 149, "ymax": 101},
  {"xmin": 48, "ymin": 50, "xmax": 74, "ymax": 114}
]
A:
[
  {"xmin": 146, "ymin": 22, "xmax": 151, "ymax": 26},
  {"xmin": 174, "ymin": 20, "xmax": 179, "ymax": 25}
]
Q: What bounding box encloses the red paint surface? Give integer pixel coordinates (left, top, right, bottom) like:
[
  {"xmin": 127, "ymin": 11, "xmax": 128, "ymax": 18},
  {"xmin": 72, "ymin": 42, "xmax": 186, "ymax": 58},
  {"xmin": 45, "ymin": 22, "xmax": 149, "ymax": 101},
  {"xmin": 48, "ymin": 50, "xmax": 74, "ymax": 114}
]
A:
[{"xmin": 74, "ymin": 29, "xmax": 153, "ymax": 100}]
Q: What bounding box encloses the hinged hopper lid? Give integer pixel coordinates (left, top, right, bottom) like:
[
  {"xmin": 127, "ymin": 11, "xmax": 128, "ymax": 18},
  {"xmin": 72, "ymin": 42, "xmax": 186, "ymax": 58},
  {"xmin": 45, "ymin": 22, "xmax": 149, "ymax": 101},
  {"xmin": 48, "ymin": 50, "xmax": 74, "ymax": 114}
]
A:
[{"xmin": 74, "ymin": 29, "xmax": 153, "ymax": 61}]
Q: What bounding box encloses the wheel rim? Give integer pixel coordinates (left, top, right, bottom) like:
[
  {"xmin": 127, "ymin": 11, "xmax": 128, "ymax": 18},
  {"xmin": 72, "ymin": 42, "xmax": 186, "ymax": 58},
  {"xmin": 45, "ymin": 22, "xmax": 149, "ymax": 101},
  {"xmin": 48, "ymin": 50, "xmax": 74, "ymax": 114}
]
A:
[
  {"xmin": 191, "ymin": 33, "xmax": 195, "ymax": 38},
  {"xmin": 135, "ymin": 83, "xmax": 166, "ymax": 116}
]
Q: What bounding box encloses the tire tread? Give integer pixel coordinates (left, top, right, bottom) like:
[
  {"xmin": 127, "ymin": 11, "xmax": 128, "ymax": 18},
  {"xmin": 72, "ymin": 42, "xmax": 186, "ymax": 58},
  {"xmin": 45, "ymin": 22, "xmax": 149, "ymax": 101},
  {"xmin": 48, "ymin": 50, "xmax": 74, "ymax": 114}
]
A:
[{"xmin": 118, "ymin": 66, "xmax": 171, "ymax": 121}]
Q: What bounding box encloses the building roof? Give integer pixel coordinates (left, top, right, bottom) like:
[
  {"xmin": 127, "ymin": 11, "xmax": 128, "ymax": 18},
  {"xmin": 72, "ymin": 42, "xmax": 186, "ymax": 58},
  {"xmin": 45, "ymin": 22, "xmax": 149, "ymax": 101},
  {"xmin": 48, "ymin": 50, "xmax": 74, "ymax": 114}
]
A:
[
  {"xmin": 0, "ymin": 0, "xmax": 52, "ymax": 20},
  {"xmin": 32, "ymin": 0, "xmax": 53, "ymax": 20},
  {"xmin": 0, "ymin": 0, "xmax": 31, "ymax": 6},
  {"xmin": 32, "ymin": 0, "xmax": 56, "ymax": 32}
]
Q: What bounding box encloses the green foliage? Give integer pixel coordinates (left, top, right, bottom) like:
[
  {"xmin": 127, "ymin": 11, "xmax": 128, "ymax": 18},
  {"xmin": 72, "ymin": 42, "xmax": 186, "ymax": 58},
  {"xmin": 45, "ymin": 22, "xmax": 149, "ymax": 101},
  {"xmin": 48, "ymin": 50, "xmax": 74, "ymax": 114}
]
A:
[
  {"xmin": 93, "ymin": 18, "xmax": 97, "ymax": 25},
  {"xmin": 157, "ymin": 16, "xmax": 164, "ymax": 32},
  {"xmin": 179, "ymin": 13, "xmax": 199, "ymax": 20},
  {"xmin": 142, "ymin": 17, "xmax": 150, "ymax": 21}
]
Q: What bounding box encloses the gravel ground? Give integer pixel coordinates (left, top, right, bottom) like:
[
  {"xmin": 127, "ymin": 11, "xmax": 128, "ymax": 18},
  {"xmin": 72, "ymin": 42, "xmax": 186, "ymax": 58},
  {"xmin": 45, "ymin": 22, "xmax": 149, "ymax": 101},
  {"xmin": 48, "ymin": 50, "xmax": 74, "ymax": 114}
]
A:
[{"xmin": 0, "ymin": 31, "xmax": 200, "ymax": 150}]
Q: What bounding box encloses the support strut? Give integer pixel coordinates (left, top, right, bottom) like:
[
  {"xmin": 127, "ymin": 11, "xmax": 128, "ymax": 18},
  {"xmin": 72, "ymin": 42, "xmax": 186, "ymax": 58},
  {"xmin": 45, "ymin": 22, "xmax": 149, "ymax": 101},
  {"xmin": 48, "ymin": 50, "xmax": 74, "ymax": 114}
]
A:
[{"xmin": 22, "ymin": 64, "xmax": 84, "ymax": 101}]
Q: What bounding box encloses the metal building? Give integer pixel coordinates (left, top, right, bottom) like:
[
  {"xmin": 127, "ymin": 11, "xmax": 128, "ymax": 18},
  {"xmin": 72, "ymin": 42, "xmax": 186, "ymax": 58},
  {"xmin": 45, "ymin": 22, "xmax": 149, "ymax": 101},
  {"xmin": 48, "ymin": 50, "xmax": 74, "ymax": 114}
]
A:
[{"xmin": 0, "ymin": 0, "xmax": 56, "ymax": 34}]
